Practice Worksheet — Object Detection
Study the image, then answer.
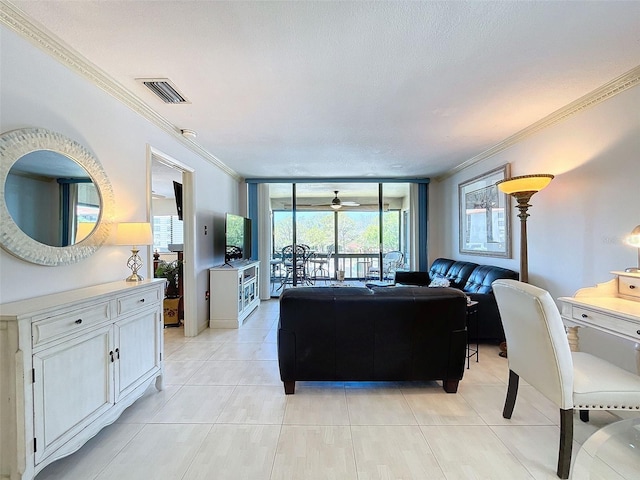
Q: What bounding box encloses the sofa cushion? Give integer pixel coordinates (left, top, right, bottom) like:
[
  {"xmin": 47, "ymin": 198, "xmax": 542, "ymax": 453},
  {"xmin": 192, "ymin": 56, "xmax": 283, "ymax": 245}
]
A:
[
  {"xmin": 463, "ymin": 265, "xmax": 519, "ymax": 294},
  {"xmin": 428, "ymin": 258, "xmax": 455, "ymax": 279},
  {"xmin": 440, "ymin": 261, "xmax": 478, "ymax": 289}
]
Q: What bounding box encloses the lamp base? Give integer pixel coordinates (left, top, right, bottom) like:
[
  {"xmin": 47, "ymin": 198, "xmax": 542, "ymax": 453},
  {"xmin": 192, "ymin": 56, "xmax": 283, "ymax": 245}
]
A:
[
  {"xmin": 125, "ymin": 249, "xmax": 145, "ymax": 282},
  {"xmin": 624, "ymin": 267, "xmax": 640, "ymax": 273},
  {"xmin": 125, "ymin": 273, "xmax": 145, "ymax": 282}
]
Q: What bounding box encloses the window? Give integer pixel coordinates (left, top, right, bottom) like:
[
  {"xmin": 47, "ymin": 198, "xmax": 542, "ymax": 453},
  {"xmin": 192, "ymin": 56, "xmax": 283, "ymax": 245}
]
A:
[{"xmin": 153, "ymin": 215, "xmax": 183, "ymax": 252}]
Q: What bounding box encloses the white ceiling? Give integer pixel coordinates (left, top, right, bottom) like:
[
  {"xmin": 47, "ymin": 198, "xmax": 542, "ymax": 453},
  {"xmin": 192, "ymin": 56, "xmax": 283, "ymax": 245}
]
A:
[{"xmin": 9, "ymin": 1, "xmax": 640, "ymax": 182}]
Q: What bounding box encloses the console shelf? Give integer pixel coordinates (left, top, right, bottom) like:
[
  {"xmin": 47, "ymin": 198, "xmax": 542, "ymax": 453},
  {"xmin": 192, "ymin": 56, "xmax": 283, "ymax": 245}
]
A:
[{"xmin": 209, "ymin": 261, "xmax": 260, "ymax": 328}]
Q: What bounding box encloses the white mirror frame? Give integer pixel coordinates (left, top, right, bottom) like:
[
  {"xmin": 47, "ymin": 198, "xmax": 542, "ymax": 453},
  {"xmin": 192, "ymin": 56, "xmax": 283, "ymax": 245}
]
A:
[{"xmin": 0, "ymin": 128, "xmax": 114, "ymax": 266}]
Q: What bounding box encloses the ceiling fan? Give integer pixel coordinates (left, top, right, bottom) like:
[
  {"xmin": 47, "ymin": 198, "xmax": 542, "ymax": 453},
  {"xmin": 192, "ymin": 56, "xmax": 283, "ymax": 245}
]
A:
[
  {"xmin": 283, "ymin": 191, "xmax": 361, "ymax": 209},
  {"xmin": 326, "ymin": 191, "xmax": 360, "ymax": 209}
]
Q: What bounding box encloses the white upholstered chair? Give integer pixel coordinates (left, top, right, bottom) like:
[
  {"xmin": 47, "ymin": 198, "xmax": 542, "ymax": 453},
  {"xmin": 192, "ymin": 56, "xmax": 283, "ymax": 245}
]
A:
[{"xmin": 492, "ymin": 279, "xmax": 640, "ymax": 479}]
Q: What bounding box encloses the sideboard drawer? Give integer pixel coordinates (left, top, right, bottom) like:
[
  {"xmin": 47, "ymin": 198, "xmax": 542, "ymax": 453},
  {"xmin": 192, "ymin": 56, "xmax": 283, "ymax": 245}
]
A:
[
  {"xmin": 618, "ymin": 275, "xmax": 640, "ymax": 299},
  {"xmin": 117, "ymin": 288, "xmax": 161, "ymax": 316},
  {"xmin": 570, "ymin": 305, "xmax": 640, "ymax": 340},
  {"xmin": 32, "ymin": 302, "xmax": 111, "ymax": 347}
]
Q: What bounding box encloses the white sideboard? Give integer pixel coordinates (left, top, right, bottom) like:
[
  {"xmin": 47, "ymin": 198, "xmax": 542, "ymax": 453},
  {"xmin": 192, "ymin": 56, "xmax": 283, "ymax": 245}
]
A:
[
  {"xmin": 0, "ymin": 279, "xmax": 165, "ymax": 480},
  {"xmin": 559, "ymin": 271, "xmax": 640, "ymax": 372},
  {"xmin": 209, "ymin": 261, "xmax": 260, "ymax": 328}
]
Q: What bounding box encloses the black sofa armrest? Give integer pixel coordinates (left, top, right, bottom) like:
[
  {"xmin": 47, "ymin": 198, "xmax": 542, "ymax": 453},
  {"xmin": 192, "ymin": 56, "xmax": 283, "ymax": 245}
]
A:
[{"xmin": 394, "ymin": 271, "xmax": 430, "ymax": 286}]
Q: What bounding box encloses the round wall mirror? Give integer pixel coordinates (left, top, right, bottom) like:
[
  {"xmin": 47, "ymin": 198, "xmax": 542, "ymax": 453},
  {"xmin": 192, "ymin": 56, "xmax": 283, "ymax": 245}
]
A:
[{"xmin": 0, "ymin": 128, "xmax": 114, "ymax": 266}]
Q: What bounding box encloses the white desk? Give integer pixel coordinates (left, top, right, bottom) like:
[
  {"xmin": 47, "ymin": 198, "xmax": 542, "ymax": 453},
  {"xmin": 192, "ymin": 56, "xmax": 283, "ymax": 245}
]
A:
[{"xmin": 559, "ymin": 271, "xmax": 640, "ymax": 372}]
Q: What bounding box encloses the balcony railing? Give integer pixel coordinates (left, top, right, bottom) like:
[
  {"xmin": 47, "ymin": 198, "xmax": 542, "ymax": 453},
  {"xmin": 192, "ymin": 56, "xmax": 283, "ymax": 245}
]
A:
[{"xmin": 269, "ymin": 251, "xmax": 404, "ymax": 294}]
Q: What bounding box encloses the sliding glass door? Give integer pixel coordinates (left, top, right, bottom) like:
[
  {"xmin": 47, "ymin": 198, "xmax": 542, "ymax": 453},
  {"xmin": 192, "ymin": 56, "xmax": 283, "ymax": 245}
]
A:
[{"xmin": 266, "ymin": 181, "xmax": 413, "ymax": 295}]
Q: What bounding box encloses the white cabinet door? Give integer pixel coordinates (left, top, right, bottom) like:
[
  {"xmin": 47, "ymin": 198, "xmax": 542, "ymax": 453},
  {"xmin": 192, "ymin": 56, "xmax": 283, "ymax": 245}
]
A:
[
  {"xmin": 32, "ymin": 324, "xmax": 114, "ymax": 464},
  {"xmin": 114, "ymin": 307, "xmax": 161, "ymax": 401}
]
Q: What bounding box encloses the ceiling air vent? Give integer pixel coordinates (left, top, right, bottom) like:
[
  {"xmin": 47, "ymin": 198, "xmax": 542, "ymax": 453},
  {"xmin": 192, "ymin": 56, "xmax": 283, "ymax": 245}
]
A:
[{"xmin": 137, "ymin": 78, "xmax": 190, "ymax": 104}]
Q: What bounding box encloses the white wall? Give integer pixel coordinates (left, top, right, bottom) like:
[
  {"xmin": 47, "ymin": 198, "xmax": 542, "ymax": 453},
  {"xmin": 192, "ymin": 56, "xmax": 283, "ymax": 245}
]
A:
[
  {"xmin": 430, "ymin": 83, "xmax": 640, "ymax": 372},
  {"xmin": 152, "ymin": 198, "xmax": 180, "ymax": 217},
  {"xmin": 0, "ymin": 26, "xmax": 239, "ymax": 333}
]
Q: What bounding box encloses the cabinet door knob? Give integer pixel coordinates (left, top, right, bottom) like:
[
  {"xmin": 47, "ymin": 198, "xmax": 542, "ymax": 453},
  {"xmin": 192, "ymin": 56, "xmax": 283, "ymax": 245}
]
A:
[
  {"xmin": 581, "ymin": 313, "xmax": 588, "ymax": 318},
  {"xmin": 75, "ymin": 319, "xmax": 83, "ymax": 325},
  {"xmin": 115, "ymin": 348, "xmax": 120, "ymax": 359},
  {"xmin": 109, "ymin": 351, "xmax": 114, "ymax": 362},
  {"xmin": 140, "ymin": 298, "xmax": 145, "ymax": 303},
  {"xmin": 637, "ymin": 330, "xmax": 640, "ymax": 335},
  {"xmin": 630, "ymin": 285, "xmax": 636, "ymax": 290}
]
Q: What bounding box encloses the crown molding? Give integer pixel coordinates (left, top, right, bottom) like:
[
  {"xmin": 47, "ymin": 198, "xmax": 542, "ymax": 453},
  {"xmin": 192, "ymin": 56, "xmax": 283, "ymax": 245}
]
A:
[
  {"xmin": 0, "ymin": 1, "xmax": 242, "ymax": 181},
  {"xmin": 437, "ymin": 65, "xmax": 640, "ymax": 181}
]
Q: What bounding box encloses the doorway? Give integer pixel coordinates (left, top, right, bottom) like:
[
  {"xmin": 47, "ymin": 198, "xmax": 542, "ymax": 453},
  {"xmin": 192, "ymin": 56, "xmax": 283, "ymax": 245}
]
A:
[{"xmin": 148, "ymin": 146, "xmax": 196, "ymax": 337}]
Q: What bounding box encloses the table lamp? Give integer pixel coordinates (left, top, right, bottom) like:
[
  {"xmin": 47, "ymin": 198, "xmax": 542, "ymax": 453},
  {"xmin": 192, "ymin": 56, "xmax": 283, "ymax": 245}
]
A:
[{"xmin": 115, "ymin": 222, "xmax": 153, "ymax": 282}]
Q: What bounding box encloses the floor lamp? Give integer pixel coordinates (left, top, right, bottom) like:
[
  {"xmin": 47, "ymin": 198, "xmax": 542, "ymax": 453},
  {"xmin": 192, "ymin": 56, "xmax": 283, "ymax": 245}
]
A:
[
  {"xmin": 496, "ymin": 174, "xmax": 554, "ymax": 283},
  {"xmin": 495, "ymin": 174, "xmax": 554, "ymax": 357}
]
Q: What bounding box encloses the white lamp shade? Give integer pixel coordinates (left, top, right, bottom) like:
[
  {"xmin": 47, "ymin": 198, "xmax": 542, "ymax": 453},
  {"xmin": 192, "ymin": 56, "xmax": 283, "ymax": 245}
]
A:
[
  {"xmin": 625, "ymin": 225, "xmax": 640, "ymax": 247},
  {"xmin": 496, "ymin": 174, "xmax": 554, "ymax": 194},
  {"xmin": 115, "ymin": 222, "xmax": 153, "ymax": 246}
]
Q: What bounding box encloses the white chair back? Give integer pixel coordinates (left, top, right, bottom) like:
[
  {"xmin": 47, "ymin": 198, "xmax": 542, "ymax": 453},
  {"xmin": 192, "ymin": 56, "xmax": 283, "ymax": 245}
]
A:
[{"xmin": 492, "ymin": 279, "xmax": 574, "ymax": 409}]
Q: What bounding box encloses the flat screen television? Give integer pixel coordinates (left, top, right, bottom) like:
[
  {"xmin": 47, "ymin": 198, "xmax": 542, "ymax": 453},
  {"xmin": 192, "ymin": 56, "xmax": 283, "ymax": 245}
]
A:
[
  {"xmin": 225, "ymin": 213, "xmax": 252, "ymax": 263},
  {"xmin": 173, "ymin": 181, "xmax": 183, "ymax": 220}
]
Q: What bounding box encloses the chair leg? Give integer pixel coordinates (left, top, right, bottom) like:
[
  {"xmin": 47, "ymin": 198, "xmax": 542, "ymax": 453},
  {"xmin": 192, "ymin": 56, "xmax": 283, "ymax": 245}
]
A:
[
  {"xmin": 557, "ymin": 408, "xmax": 573, "ymax": 479},
  {"xmin": 502, "ymin": 370, "xmax": 519, "ymax": 419},
  {"xmin": 579, "ymin": 410, "xmax": 589, "ymax": 422}
]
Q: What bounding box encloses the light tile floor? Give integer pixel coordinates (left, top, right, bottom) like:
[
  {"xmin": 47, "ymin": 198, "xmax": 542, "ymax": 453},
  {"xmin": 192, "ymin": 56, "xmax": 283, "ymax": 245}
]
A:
[{"xmin": 35, "ymin": 299, "xmax": 637, "ymax": 480}]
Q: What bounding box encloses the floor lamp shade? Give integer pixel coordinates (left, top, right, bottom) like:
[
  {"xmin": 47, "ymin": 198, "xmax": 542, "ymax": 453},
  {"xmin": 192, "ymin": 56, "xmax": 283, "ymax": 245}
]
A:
[
  {"xmin": 496, "ymin": 174, "xmax": 554, "ymax": 284},
  {"xmin": 115, "ymin": 222, "xmax": 153, "ymax": 282},
  {"xmin": 495, "ymin": 174, "xmax": 554, "ymax": 196}
]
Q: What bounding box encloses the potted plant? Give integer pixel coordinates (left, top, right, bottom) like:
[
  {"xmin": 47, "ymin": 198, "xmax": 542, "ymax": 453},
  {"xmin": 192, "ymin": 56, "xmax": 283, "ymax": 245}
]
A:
[{"xmin": 154, "ymin": 259, "xmax": 182, "ymax": 297}]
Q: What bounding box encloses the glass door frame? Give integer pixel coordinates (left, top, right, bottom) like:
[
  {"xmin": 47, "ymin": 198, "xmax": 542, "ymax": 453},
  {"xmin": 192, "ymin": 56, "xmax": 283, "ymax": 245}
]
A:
[{"xmin": 247, "ymin": 178, "xmax": 430, "ymax": 289}]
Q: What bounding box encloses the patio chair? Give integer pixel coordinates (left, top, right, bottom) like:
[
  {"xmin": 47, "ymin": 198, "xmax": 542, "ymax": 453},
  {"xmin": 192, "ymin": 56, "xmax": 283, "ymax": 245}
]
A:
[
  {"xmin": 308, "ymin": 250, "xmax": 332, "ymax": 284},
  {"xmin": 367, "ymin": 250, "xmax": 404, "ymax": 280},
  {"xmin": 280, "ymin": 244, "xmax": 309, "ymax": 288}
]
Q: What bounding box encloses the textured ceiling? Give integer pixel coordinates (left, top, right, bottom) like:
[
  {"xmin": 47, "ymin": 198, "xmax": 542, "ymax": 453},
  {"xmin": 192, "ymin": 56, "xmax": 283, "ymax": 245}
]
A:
[{"xmin": 8, "ymin": 0, "xmax": 640, "ymax": 180}]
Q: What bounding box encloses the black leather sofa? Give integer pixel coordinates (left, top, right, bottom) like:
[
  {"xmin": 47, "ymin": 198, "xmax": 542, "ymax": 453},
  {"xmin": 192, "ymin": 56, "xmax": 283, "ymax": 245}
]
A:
[
  {"xmin": 394, "ymin": 258, "xmax": 519, "ymax": 342},
  {"xmin": 278, "ymin": 286, "xmax": 468, "ymax": 394}
]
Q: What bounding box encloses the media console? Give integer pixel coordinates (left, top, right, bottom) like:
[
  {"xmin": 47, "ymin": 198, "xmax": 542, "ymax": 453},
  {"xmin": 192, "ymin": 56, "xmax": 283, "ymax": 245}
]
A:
[{"xmin": 209, "ymin": 260, "xmax": 260, "ymax": 328}]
